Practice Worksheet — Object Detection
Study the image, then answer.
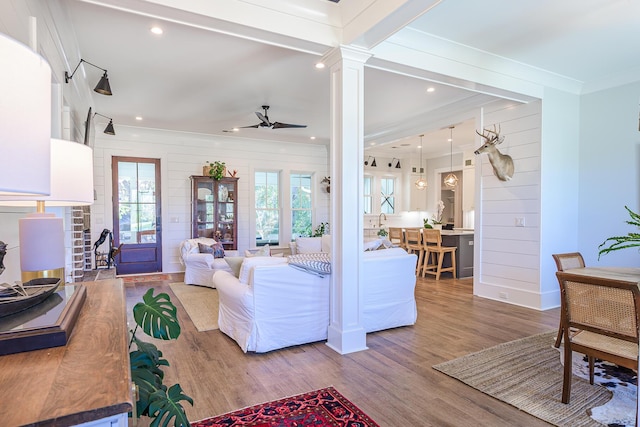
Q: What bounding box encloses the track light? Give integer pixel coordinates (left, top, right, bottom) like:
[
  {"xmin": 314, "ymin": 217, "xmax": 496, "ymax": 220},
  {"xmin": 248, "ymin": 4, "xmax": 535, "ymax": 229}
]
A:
[
  {"xmin": 388, "ymin": 158, "xmax": 401, "ymax": 169},
  {"xmin": 65, "ymin": 59, "xmax": 112, "ymax": 96},
  {"xmin": 371, "ymin": 157, "xmax": 377, "ymax": 167},
  {"xmin": 94, "ymin": 112, "xmax": 115, "ymax": 135},
  {"xmin": 364, "ymin": 156, "xmax": 377, "ymax": 167}
]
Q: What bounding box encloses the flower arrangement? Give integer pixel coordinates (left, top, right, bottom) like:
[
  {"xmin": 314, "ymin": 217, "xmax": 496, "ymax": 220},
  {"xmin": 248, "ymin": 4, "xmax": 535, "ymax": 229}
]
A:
[
  {"xmin": 431, "ymin": 200, "xmax": 445, "ymax": 225},
  {"xmin": 598, "ymin": 206, "xmax": 640, "ymax": 259}
]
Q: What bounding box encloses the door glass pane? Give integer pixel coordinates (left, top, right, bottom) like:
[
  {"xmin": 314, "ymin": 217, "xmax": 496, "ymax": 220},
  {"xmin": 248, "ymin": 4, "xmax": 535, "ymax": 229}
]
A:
[{"xmin": 117, "ymin": 161, "xmax": 157, "ymax": 244}]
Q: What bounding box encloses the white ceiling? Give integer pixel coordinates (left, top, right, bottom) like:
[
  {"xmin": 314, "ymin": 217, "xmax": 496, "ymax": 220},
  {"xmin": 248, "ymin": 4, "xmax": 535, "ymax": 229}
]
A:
[{"xmin": 56, "ymin": 0, "xmax": 640, "ymax": 159}]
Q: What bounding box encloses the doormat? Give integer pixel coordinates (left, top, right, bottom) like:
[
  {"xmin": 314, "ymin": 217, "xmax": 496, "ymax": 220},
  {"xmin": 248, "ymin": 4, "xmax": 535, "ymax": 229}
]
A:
[
  {"xmin": 191, "ymin": 387, "xmax": 380, "ymax": 427},
  {"xmin": 119, "ymin": 274, "xmax": 170, "ymax": 283}
]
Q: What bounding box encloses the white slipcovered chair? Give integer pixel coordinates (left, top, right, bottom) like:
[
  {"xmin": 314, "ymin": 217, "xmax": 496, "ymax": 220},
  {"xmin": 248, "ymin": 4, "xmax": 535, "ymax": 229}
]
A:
[{"xmin": 179, "ymin": 237, "xmax": 232, "ymax": 287}]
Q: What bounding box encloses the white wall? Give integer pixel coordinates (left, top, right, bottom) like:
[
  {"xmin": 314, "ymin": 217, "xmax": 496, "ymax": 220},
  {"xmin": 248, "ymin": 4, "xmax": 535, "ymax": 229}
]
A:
[
  {"xmin": 91, "ymin": 126, "xmax": 329, "ymax": 274},
  {"xmin": 578, "ymin": 82, "xmax": 640, "ymax": 267}
]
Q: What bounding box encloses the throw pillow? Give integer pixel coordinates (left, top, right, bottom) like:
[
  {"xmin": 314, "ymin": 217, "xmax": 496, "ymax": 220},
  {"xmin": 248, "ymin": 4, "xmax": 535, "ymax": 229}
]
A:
[
  {"xmin": 245, "ymin": 244, "xmax": 270, "ymax": 257},
  {"xmin": 295, "ymin": 237, "xmax": 322, "ymax": 254},
  {"xmin": 238, "ymin": 256, "xmax": 288, "ymax": 284},
  {"xmin": 198, "ymin": 242, "xmax": 214, "ymax": 254},
  {"xmin": 321, "ymin": 234, "xmax": 331, "ymax": 253},
  {"xmin": 224, "ymin": 256, "xmax": 244, "ymax": 278},
  {"xmin": 212, "ymin": 242, "xmax": 225, "ymax": 258},
  {"xmin": 198, "ymin": 242, "xmax": 225, "ymax": 258}
]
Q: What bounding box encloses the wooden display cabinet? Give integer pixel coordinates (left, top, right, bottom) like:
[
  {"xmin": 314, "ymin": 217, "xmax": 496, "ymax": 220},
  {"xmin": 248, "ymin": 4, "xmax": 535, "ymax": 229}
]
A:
[{"xmin": 190, "ymin": 176, "xmax": 238, "ymax": 250}]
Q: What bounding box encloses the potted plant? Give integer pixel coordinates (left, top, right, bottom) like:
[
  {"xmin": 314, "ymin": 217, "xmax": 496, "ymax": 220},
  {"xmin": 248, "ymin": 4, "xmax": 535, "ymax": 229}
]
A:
[
  {"xmin": 129, "ymin": 288, "xmax": 193, "ymax": 426},
  {"xmin": 598, "ymin": 205, "xmax": 640, "ymax": 259},
  {"xmin": 430, "ymin": 200, "xmax": 445, "ymax": 230},
  {"xmin": 377, "ymin": 228, "xmax": 388, "ymax": 237},
  {"xmin": 204, "ymin": 161, "xmax": 226, "ymax": 180},
  {"xmin": 312, "ymin": 222, "xmax": 329, "ymax": 237}
]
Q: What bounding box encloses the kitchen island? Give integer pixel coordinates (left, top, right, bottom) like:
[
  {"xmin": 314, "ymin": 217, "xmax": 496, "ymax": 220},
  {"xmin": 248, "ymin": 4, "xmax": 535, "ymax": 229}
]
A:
[{"xmin": 440, "ymin": 229, "xmax": 474, "ymax": 278}]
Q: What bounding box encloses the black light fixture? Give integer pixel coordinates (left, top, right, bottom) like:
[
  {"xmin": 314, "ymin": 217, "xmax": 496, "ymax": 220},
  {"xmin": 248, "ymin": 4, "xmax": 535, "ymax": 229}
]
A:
[
  {"xmin": 444, "ymin": 126, "xmax": 459, "ymax": 188},
  {"xmin": 94, "ymin": 112, "xmax": 115, "ymax": 135},
  {"xmin": 65, "ymin": 59, "xmax": 112, "ymax": 96},
  {"xmin": 364, "ymin": 156, "xmax": 377, "ymax": 167},
  {"xmin": 389, "ymin": 158, "xmax": 401, "ymax": 169}
]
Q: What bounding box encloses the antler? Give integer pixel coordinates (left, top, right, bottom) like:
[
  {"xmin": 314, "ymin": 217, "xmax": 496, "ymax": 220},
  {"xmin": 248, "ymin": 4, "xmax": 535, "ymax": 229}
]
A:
[{"xmin": 475, "ymin": 124, "xmax": 504, "ymax": 145}]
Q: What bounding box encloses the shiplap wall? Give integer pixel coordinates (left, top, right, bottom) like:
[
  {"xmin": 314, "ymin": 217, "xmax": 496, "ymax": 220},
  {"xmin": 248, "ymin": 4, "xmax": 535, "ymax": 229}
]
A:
[
  {"xmin": 474, "ymin": 101, "xmax": 542, "ymax": 308},
  {"xmin": 91, "ymin": 126, "xmax": 329, "ymax": 274}
]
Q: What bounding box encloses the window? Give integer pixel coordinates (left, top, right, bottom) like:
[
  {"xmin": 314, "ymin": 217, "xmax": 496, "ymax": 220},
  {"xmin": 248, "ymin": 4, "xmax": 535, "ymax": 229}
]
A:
[
  {"xmin": 291, "ymin": 173, "xmax": 312, "ymax": 238},
  {"xmin": 363, "ymin": 176, "xmax": 372, "ymax": 214},
  {"xmin": 380, "ymin": 177, "xmax": 395, "ymax": 214},
  {"xmin": 255, "ymin": 171, "xmax": 279, "ymax": 246}
]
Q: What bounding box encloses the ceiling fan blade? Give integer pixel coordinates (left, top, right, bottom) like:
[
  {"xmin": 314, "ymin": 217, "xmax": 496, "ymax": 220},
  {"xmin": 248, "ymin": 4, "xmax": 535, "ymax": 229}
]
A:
[
  {"xmin": 240, "ymin": 124, "xmax": 260, "ymax": 128},
  {"xmin": 272, "ymin": 122, "xmax": 307, "ymax": 129},
  {"xmin": 256, "ymin": 112, "xmax": 271, "ymax": 126}
]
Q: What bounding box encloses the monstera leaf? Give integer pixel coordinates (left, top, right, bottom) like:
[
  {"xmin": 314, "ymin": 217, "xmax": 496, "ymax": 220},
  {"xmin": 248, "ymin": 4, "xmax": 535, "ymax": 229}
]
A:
[
  {"xmin": 133, "ymin": 288, "xmax": 181, "ymax": 340},
  {"xmin": 148, "ymin": 384, "xmax": 193, "ymax": 427}
]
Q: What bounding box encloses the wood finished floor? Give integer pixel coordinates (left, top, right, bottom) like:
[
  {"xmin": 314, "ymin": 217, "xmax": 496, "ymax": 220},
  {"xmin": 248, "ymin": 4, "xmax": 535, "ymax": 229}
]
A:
[{"xmin": 126, "ymin": 273, "xmax": 560, "ymax": 427}]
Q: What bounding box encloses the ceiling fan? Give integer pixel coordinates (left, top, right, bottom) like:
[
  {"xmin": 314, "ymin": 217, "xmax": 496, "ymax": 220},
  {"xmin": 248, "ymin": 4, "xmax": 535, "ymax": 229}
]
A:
[{"xmin": 241, "ymin": 105, "xmax": 307, "ymax": 129}]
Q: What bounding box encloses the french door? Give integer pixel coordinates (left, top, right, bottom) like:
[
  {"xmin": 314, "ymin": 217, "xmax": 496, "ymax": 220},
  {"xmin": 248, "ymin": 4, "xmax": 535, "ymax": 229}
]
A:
[{"xmin": 112, "ymin": 156, "xmax": 162, "ymax": 274}]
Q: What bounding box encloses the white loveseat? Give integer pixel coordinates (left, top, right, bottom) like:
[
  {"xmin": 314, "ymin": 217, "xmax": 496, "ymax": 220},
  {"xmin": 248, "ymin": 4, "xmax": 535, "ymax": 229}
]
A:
[
  {"xmin": 213, "ymin": 247, "xmax": 418, "ymax": 353},
  {"xmin": 179, "ymin": 237, "xmax": 232, "ymax": 287}
]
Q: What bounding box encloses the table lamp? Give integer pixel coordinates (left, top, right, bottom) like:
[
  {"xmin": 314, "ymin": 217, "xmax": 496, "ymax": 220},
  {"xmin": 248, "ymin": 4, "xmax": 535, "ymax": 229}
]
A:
[
  {"xmin": 0, "ymin": 139, "xmax": 94, "ymax": 282},
  {"xmin": 0, "ymin": 32, "xmax": 51, "ymax": 196}
]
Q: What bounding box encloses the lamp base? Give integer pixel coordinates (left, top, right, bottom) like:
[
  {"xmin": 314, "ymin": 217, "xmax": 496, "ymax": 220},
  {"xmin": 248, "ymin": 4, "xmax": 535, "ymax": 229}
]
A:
[{"xmin": 21, "ymin": 267, "xmax": 65, "ymax": 284}]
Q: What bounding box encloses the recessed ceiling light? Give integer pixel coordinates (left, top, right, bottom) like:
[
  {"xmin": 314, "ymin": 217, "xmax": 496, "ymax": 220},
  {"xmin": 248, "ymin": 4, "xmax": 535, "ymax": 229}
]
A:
[
  {"xmin": 310, "ymin": 136, "xmax": 316, "ymax": 140},
  {"xmin": 315, "ymin": 62, "xmax": 325, "ymax": 69},
  {"xmin": 150, "ymin": 26, "xmax": 163, "ymax": 35},
  {"xmin": 232, "ymin": 128, "xmax": 239, "ymax": 132},
  {"xmin": 135, "ymin": 116, "xmax": 143, "ymax": 121},
  {"xmin": 426, "ymin": 87, "xmax": 435, "ymax": 93}
]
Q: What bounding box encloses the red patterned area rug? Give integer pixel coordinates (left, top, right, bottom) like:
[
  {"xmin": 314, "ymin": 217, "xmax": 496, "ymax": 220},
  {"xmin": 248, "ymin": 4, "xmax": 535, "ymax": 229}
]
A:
[{"xmin": 191, "ymin": 387, "xmax": 380, "ymax": 427}]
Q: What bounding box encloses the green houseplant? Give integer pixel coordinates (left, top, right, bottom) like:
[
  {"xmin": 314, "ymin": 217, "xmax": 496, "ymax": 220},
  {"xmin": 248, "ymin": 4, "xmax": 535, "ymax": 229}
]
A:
[
  {"xmin": 598, "ymin": 205, "xmax": 640, "ymax": 259},
  {"xmin": 205, "ymin": 161, "xmax": 226, "ymax": 180},
  {"xmin": 130, "ymin": 288, "xmax": 193, "ymax": 426},
  {"xmin": 312, "ymin": 222, "xmax": 329, "ymax": 237}
]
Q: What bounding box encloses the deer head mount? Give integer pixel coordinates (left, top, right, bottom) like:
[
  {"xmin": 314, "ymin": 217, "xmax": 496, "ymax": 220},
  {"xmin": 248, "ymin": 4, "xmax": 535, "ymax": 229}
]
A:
[{"xmin": 474, "ymin": 125, "xmax": 514, "ymax": 181}]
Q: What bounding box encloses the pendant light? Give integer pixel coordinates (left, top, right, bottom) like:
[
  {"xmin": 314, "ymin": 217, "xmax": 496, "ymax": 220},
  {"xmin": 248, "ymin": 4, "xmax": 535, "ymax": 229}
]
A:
[
  {"xmin": 444, "ymin": 126, "xmax": 458, "ymax": 188},
  {"xmin": 415, "ymin": 134, "xmax": 427, "ymax": 190}
]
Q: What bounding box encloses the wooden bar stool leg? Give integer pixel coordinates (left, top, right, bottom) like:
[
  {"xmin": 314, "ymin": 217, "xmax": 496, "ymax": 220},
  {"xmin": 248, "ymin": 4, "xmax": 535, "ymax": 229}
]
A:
[{"xmin": 451, "ymin": 250, "xmax": 457, "ymax": 279}]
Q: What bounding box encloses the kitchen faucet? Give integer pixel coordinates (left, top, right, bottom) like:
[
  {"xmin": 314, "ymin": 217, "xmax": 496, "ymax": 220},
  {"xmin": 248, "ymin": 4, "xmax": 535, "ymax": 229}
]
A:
[{"xmin": 378, "ymin": 212, "xmax": 387, "ymax": 227}]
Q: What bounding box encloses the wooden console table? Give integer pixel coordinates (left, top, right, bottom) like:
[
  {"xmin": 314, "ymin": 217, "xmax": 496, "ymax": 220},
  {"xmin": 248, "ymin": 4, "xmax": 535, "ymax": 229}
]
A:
[{"xmin": 0, "ymin": 279, "xmax": 133, "ymax": 426}]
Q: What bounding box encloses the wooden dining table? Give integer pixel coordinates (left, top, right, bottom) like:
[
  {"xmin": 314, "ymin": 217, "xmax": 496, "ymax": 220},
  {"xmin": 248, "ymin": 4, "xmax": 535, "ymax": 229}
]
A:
[{"xmin": 562, "ymin": 266, "xmax": 640, "ymax": 282}]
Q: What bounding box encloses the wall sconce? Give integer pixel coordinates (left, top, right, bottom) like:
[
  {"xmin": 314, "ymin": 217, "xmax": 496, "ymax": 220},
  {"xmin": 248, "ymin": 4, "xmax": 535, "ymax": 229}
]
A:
[
  {"xmin": 364, "ymin": 156, "xmax": 377, "ymax": 167},
  {"xmin": 65, "ymin": 58, "xmax": 112, "ymax": 96},
  {"xmin": 388, "ymin": 158, "xmax": 401, "ymax": 169},
  {"xmin": 94, "ymin": 112, "xmax": 116, "ymax": 135}
]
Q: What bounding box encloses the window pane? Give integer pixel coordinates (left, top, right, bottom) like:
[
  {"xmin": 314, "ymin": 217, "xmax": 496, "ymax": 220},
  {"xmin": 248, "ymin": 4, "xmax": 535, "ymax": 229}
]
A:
[
  {"xmin": 381, "ymin": 178, "xmax": 395, "ymax": 214},
  {"xmin": 363, "ymin": 176, "xmax": 372, "ymax": 214},
  {"xmin": 291, "ymin": 173, "xmax": 312, "ymax": 238},
  {"xmin": 255, "ymin": 171, "xmax": 280, "ymax": 246}
]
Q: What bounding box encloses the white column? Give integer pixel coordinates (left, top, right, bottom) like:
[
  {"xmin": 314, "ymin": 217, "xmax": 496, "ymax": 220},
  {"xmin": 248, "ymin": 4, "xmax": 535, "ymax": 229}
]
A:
[{"xmin": 323, "ymin": 45, "xmax": 371, "ymax": 354}]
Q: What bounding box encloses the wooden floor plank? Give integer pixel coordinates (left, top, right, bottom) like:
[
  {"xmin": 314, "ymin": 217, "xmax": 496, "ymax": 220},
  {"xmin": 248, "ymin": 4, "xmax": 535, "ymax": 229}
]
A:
[{"xmin": 125, "ymin": 273, "xmax": 559, "ymax": 426}]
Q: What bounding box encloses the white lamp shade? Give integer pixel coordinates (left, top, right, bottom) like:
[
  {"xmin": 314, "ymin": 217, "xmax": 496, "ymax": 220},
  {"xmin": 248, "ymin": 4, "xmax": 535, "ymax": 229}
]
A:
[
  {"xmin": 0, "ymin": 139, "xmax": 94, "ymax": 206},
  {"xmin": 0, "ymin": 32, "xmax": 51, "ymax": 196},
  {"xmin": 19, "ymin": 213, "xmax": 65, "ymax": 272}
]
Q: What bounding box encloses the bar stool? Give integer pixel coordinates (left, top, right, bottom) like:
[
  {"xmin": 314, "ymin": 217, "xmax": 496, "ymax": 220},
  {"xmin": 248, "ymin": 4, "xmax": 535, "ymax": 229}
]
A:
[
  {"xmin": 404, "ymin": 228, "xmax": 424, "ymax": 275},
  {"xmin": 388, "ymin": 227, "xmax": 405, "ymax": 249},
  {"xmin": 422, "ymin": 229, "xmax": 456, "ymax": 280}
]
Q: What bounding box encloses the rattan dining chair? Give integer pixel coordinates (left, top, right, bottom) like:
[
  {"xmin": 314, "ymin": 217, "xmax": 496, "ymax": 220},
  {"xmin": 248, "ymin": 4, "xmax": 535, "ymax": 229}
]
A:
[
  {"xmin": 422, "ymin": 229, "xmax": 456, "ymax": 280},
  {"xmin": 555, "ymin": 271, "xmax": 639, "ymax": 423},
  {"xmin": 403, "ymin": 228, "xmax": 424, "ymax": 275},
  {"xmin": 552, "ymin": 253, "xmax": 586, "ymax": 348}
]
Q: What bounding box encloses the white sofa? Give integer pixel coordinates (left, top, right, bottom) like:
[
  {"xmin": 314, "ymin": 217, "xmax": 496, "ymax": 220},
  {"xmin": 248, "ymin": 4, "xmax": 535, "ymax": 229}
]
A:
[
  {"xmin": 179, "ymin": 237, "xmax": 232, "ymax": 287},
  {"xmin": 213, "ymin": 247, "xmax": 418, "ymax": 353}
]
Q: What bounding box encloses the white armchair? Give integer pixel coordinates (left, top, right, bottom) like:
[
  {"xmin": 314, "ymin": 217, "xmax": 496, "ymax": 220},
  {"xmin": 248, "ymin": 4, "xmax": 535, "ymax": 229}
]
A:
[{"xmin": 179, "ymin": 237, "xmax": 232, "ymax": 287}]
